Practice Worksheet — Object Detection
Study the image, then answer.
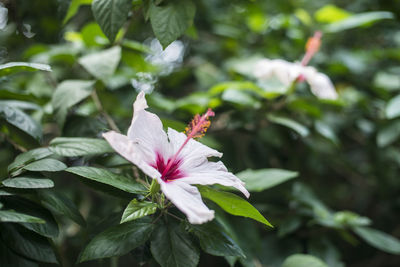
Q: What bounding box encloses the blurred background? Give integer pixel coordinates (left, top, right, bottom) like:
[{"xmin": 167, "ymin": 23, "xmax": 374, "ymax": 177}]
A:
[{"xmin": 1, "ymin": 0, "xmax": 400, "ymax": 266}]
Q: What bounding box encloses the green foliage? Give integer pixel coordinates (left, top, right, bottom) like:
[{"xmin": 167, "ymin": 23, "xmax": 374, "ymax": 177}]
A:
[
  {"xmin": 282, "ymin": 254, "xmax": 328, "ymax": 267},
  {"xmin": 236, "ymin": 168, "xmax": 298, "ymax": 192},
  {"xmin": 151, "ymin": 221, "xmax": 200, "ymax": 267},
  {"xmin": 0, "ymin": 62, "xmax": 51, "ymax": 77},
  {"xmin": 190, "ymin": 221, "xmax": 245, "ymax": 257},
  {"xmin": 198, "ymin": 186, "xmax": 272, "ymax": 227},
  {"xmin": 120, "ymin": 199, "xmax": 158, "ymax": 223},
  {"xmin": 79, "ymin": 218, "xmax": 154, "ymax": 262},
  {"xmin": 354, "ymin": 227, "xmax": 400, "ymax": 255},
  {"xmin": 49, "ymin": 137, "xmax": 113, "ymax": 157},
  {"xmin": 2, "ymin": 177, "xmax": 54, "ymax": 189},
  {"xmin": 51, "ymin": 80, "xmax": 95, "ymax": 127},
  {"xmin": 66, "ymin": 166, "xmax": 147, "ymax": 194},
  {"xmin": 1, "ymin": 0, "xmax": 400, "ymax": 265},
  {"xmin": 149, "ymin": 0, "xmax": 196, "ymax": 48},
  {"xmin": 0, "ymin": 102, "xmax": 42, "ymax": 141},
  {"xmin": 91, "ymin": 0, "xmax": 132, "ymax": 42}
]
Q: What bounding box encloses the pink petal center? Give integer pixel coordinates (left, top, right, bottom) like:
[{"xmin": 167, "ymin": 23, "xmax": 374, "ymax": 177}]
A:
[{"xmin": 151, "ymin": 153, "xmax": 184, "ymax": 182}]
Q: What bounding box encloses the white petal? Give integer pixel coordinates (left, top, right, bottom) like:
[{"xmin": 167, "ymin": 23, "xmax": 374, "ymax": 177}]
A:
[
  {"xmin": 127, "ymin": 93, "xmax": 171, "ymax": 160},
  {"xmin": 254, "ymin": 59, "xmax": 301, "ymax": 86},
  {"xmin": 167, "ymin": 128, "xmax": 222, "ymax": 170},
  {"xmin": 253, "ymin": 59, "xmax": 274, "ymax": 79},
  {"xmin": 0, "ymin": 5, "xmax": 7, "ymax": 30},
  {"xmin": 102, "ymin": 131, "xmax": 161, "ymax": 179},
  {"xmin": 159, "ymin": 180, "xmax": 214, "ymax": 224},
  {"xmin": 178, "ymin": 161, "xmax": 250, "ymax": 198},
  {"xmin": 304, "ymin": 70, "xmax": 338, "ymax": 100}
]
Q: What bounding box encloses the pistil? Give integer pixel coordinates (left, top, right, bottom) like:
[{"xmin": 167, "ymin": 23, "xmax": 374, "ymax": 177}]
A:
[{"xmin": 161, "ymin": 108, "xmax": 215, "ymax": 179}]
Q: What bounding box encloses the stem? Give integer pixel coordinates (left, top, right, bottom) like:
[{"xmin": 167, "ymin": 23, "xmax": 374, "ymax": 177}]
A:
[
  {"xmin": 1, "ymin": 132, "xmax": 27, "ymax": 152},
  {"xmin": 91, "ymin": 90, "xmax": 121, "ymax": 133}
]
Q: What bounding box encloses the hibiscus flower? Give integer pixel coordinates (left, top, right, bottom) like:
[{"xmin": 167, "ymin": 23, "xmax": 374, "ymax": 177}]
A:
[
  {"xmin": 254, "ymin": 31, "xmax": 338, "ymax": 100},
  {"xmin": 103, "ymin": 92, "xmax": 249, "ymax": 224}
]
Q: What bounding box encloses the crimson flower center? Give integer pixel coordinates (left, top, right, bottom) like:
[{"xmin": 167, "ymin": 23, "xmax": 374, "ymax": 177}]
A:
[{"xmin": 151, "ymin": 153, "xmax": 184, "ymax": 182}]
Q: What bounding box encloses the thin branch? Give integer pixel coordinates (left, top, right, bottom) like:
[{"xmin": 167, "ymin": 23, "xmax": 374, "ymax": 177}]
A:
[
  {"xmin": 91, "ymin": 89, "xmax": 121, "ymax": 133},
  {"xmin": 1, "ymin": 132, "xmax": 27, "ymax": 152}
]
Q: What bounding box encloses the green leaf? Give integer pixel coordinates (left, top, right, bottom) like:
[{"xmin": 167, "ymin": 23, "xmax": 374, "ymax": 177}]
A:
[
  {"xmin": 0, "ymin": 103, "xmax": 42, "ymax": 141},
  {"xmin": 0, "ymin": 100, "xmax": 41, "ymax": 110},
  {"xmin": 385, "ymin": 94, "xmax": 400, "ymax": 119},
  {"xmin": 325, "ymin": 11, "xmax": 394, "ymax": 33},
  {"xmin": 0, "ymin": 239, "xmax": 40, "ymax": 267},
  {"xmin": 377, "ymin": 120, "xmax": 400, "ymax": 147},
  {"xmin": 0, "ymin": 62, "xmax": 51, "ymax": 77},
  {"xmin": 236, "ymin": 168, "xmax": 298, "ymax": 192},
  {"xmin": 121, "ymin": 39, "xmax": 152, "ymax": 54},
  {"xmin": 354, "ymin": 226, "xmax": 400, "ymax": 255},
  {"xmin": 121, "ymin": 199, "xmax": 158, "ymax": 223},
  {"xmin": 78, "ymin": 46, "xmax": 121, "ymax": 80},
  {"xmin": 0, "ymin": 223, "xmax": 58, "ymax": 263},
  {"xmin": 282, "ymin": 254, "xmax": 328, "ymax": 267},
  {"xmin": 22, "ymin": 158, "xmax": 67, "ymax": 172},
  {"xmin": 191, "ymin": 221, "xmax": 245, "ymax": 257},
  {"xmin": 39, "ymin": 191, "xmax": 86, "ymax": 227},
  {"xmin": 51, "ymin": 80, "xmax": 94, "ymax": 128},
  {"xmin": 268, "ymin": 114, "xmax": 309, "ymax": 137},
  {"xmin": 198, "ymin": 186, "xmax": 272, "ymax": 227},
  {"xmin": 314, "ymin": 5, "xmax": 351, "ymax": 23},
  {"xmin": 149, "ymin": 0, "xmax": 196, "ymax": 48},
  {"xmin": 79, "ymin": 219, "xmax": 154, "ymax": 262},
  {"xmin": 66, "ymin": 166, "xmax": 146, "ymax": 194},
  {"xmin": 2, "ymin": 177, "xmax": 54, "ymax": 189},
  {"xmin": 151, "ymin": 221, "xmax": 200, "ymax": 267},
  {"xmin": 63, "ymin": 0, "xmax": 93, "ymax": 24},
  {"xmin": 8, "ymin": 148, "xmax": 53, "ymax": 173},
  {"xmin": 2, "ymin": 197, "xmax": 59, "ymax": 238},
  {"xmin": 91, "ymin": 0, "xmax": 132, "ymax": 42},
  {"xmin": 0, "ymin": 210, "xmax": 45, "ymax": 223},
  {"xmin": 49, "ymin": 137, "xmax": 113, "ymax": 157}
]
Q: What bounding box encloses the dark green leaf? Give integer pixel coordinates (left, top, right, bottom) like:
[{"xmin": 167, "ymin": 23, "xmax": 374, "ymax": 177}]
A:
[
  {"xmin": 149, "ymin": 0, "xmax": 196, "ymax": 48},
  {"xmin": 2, "ymin": 177, "xmax": 54, "ymax": 189},
  {"xmin": 39, "ymin": 191, "xmax": 86, "ymax": 227},
  {"xmin": 0, "ymin": 103, "xmax": 42, "ymax": 141},
  {"xmin": 268, "ymin": 114, "xmax": 309, "ymax": 137},
  {"xmin": 3, "ymin": 197, "xmax": 59, "ymax": 238},
  {"xmin": 236, "ymin": 168, "xmax": 298, "ymax": 192},
  {"xmin": 0, "ymin": 224, "xmax": 58, "ymax": 263},
  {"xmin": 79, "ymin": 219, "xmax": 154, "ymax": 262},
  {"xmin": 0, "ymin": 210, "xmax": 45, "ymax": 223},
  {"xmin": 8, "ymin": 148, "xmax": 52, "ymax": 173},
  {"xmin": 282, "ymin": 254, "xmax": 328, "ymax": 267},
  {"xmin": 121, "ymin": 199, "xmax": 158, "ymax": 223},
  {"xmin": 191, "ymin": 221, "xmax": 245, "ymax": 257},
  {"xmin": 91, "ymin": 0, "xmax": 132, "ymax": 42},
  {"xmin": 0, "ymin": 240, "xmax": 39, "ymax": 267},
  {"xmin": 49, "ymin": 137, "xmax": 113, "ymax": 157},
  {"xmin": 51, "ymin": 80, "xmax": 94, "ymax": 127},
  {"xmin": 66, "ymin": 166, "xmax": 147, "ymax": 194},
  {"xmin": 0, "ymin": 62, "xmax": 51, "ymax": 77},
  {"xmin": 198, "ymin": 186, "xmax": 272, "ymax": 227},
  {"xmin": 78, "ymin": 46, "xmax": 121, "ymax": 80},
  {"xmin": 151, "ymin": 221, "xmax": 200, "ymax": 267},
  {"xmin": 354, "ymin": 226, "xmax": 400, "ymax": 255},
  {"xmin": 23, "ymin": 158, "xmax": 67, "ymax": 172}
]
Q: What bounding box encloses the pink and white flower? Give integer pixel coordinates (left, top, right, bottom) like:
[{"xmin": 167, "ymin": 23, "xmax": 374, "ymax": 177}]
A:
[
  {"xmin": 254, "ymin": 31, "xmax": 338, "ymax": 100},
  {"xmin": 103, "ymin": 92, "xmax": 249, "ymax": 224}
]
